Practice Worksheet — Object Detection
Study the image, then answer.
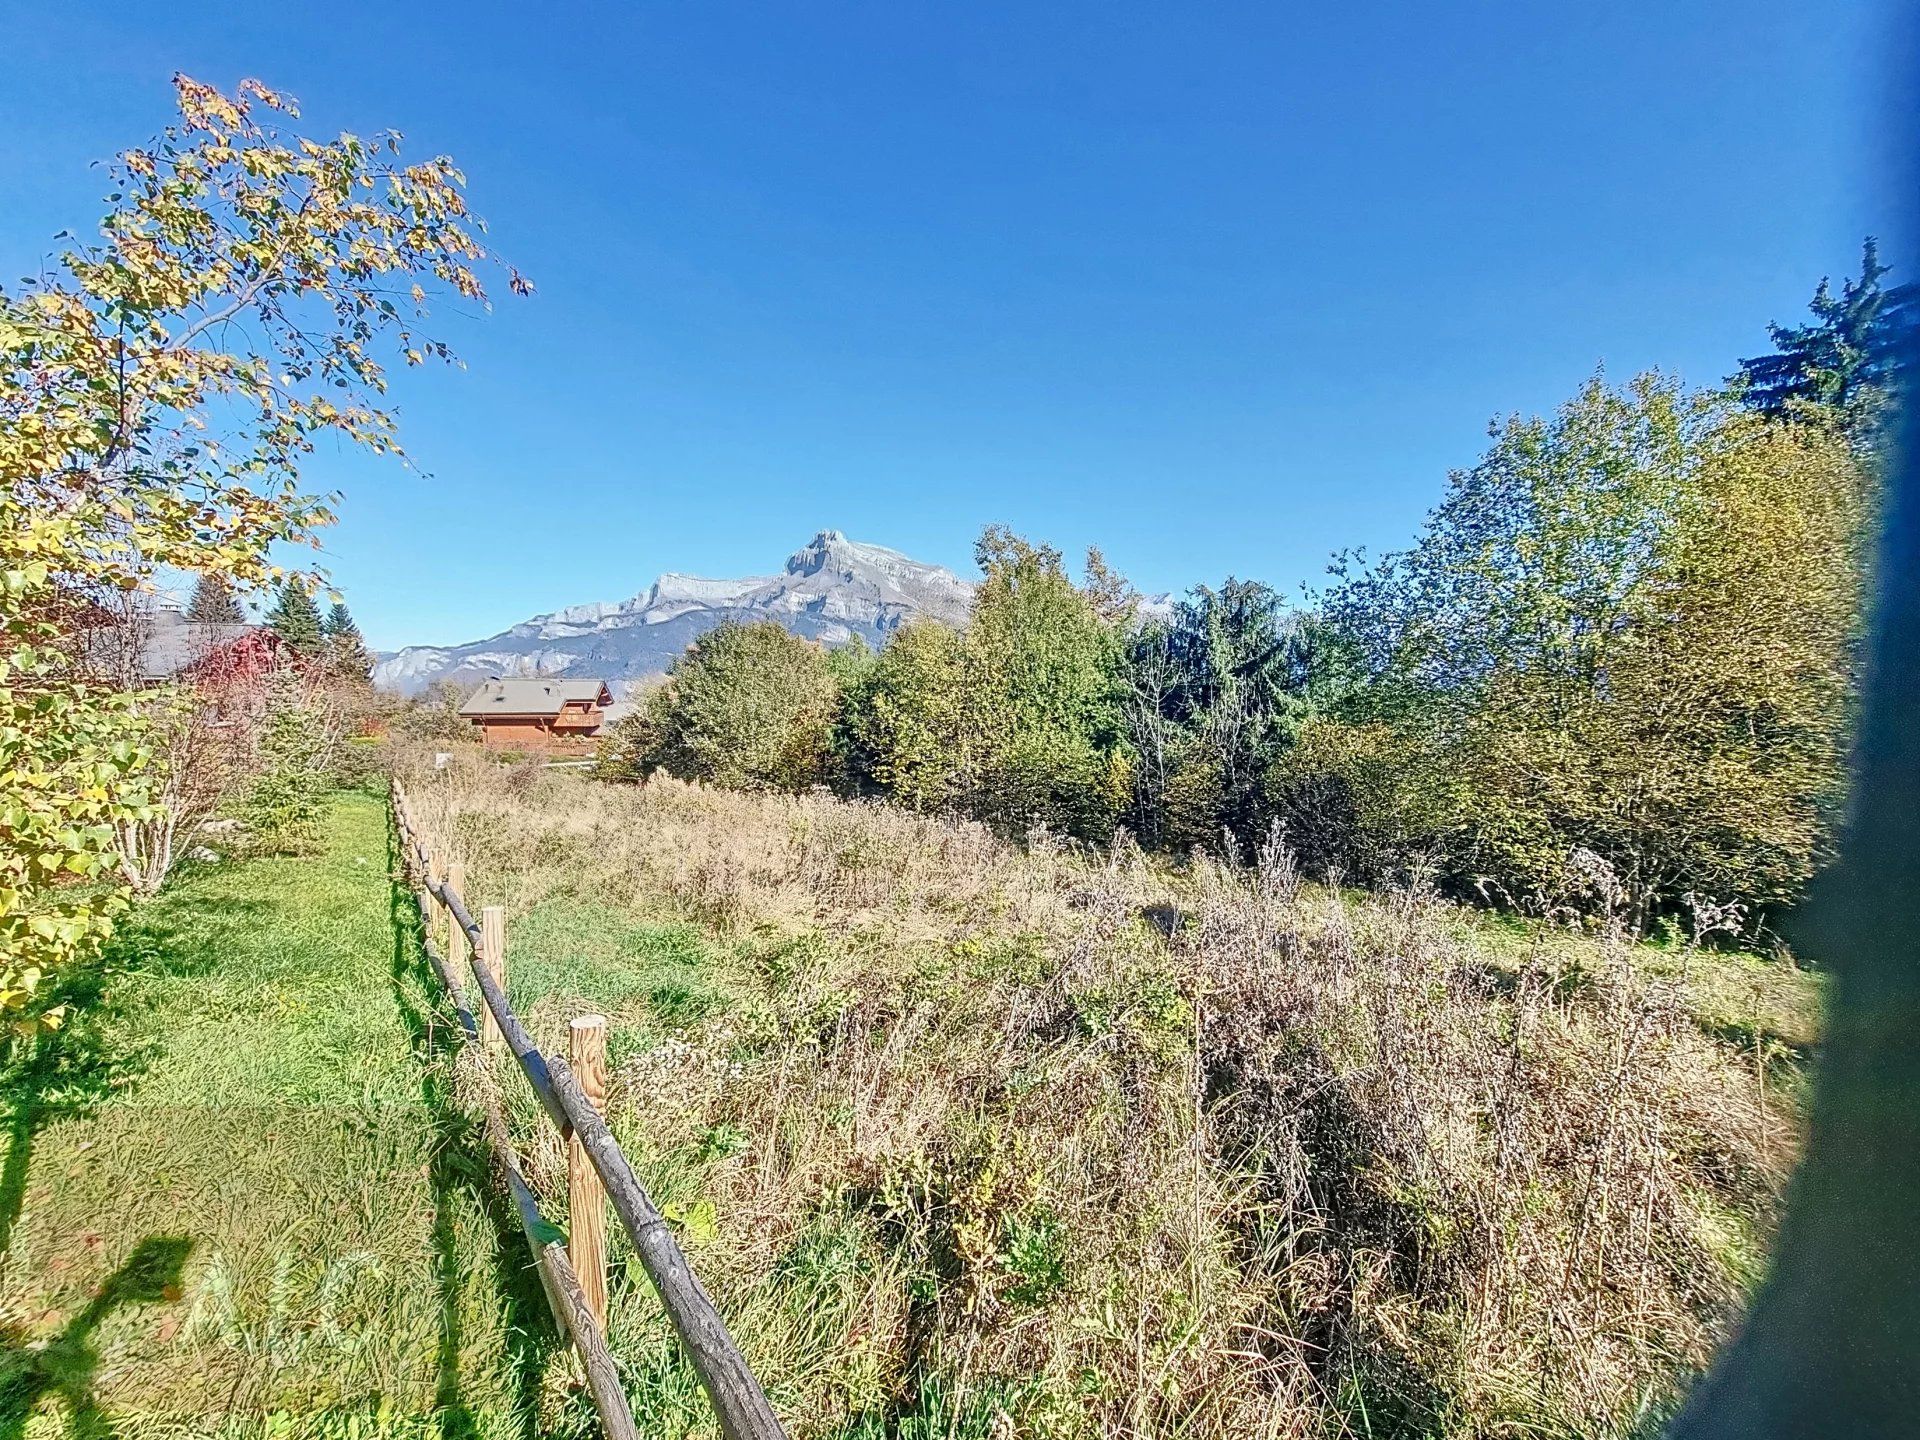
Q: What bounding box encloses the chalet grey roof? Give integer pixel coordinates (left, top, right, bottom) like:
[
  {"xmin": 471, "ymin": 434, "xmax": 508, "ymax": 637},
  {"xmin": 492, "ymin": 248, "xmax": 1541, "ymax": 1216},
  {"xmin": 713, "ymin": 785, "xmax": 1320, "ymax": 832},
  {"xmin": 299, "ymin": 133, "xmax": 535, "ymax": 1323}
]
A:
[
  {"xmin": 459, "ymin": 677, "xmax": 612, "ymax": 719},
  {"xmin": 71, "ymin": 608, "xmax": 256, "ymax": 684},
  {"xmin": 139, "ymin": 614, "xmax": 254, "ymax": 682}
]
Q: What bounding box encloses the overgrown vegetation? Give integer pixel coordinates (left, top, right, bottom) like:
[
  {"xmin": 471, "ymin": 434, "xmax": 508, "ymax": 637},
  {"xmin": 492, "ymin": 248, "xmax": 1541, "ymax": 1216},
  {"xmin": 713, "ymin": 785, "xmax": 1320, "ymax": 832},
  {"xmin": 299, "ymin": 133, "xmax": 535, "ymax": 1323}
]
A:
[
  {"xmin": 406, "ymin": 750, "xmax": 1818, "ymax": 1438},
  {"xmin": 1300, "ymin": 375, "xmax": 1872, "ymax": 925},
  {"xmin": 7, "ymin": 65, "xmax": 1897, "ymax": 1439},
  {"xmin": 601, "ymin": 248, "xmax": 1901, "ymax": 933}
]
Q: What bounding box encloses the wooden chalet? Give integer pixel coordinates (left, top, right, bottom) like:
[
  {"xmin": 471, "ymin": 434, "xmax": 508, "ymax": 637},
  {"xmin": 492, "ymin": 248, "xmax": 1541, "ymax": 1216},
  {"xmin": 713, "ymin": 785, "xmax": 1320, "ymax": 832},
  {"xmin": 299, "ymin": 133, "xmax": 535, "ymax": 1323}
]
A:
[{"xmin": 459, "ymin": 677, "xmax": 615, "ymax": 752}]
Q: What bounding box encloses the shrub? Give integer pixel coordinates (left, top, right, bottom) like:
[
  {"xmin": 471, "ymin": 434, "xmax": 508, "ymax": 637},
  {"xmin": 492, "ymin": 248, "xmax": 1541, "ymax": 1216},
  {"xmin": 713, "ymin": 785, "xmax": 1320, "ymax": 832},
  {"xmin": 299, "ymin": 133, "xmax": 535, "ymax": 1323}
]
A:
[
  {"xmin": 629, "ymin": 622, "xmax": 841, "ymax": 792},
  {"xmin": 331, "ymin": 734, "xmax": 387, "ymax": 792},
  {"xmin": 240, "ymin": 683, "xmax": 334, "ymax": 853},
  {"xmin": 112, "ymin": 686, "xmax": 245, "ymax": 895},
  {"xmin": 1266, "ymin": 716, "xmax": 1454, "ymax": 884}
]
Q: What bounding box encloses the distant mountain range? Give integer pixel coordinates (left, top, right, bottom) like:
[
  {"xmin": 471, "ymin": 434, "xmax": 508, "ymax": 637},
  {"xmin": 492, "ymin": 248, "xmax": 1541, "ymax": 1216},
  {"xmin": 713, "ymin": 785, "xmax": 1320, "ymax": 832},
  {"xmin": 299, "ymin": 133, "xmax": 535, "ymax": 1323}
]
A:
[{"xmin": 371, "ymin": 531, "xmax": 977, "ymax": 695}]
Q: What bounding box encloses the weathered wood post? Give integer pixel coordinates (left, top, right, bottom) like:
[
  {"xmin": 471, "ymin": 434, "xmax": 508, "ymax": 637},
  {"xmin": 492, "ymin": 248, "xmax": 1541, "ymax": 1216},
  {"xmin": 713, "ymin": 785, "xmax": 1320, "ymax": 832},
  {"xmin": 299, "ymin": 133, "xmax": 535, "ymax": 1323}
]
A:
[
  {"xmin": 426, "ymin": 848, "xmax": 445, "ymax": 957},
  {"xmin": 569, "ymin": 1013, "xmax": 610, "ymax": 1329},
  {"xmin": 422, "ymin": 847, "xmax": 440, "ymax": 935},
  {"xmin": 480, "ymin": 905, "xmax": 507, "ymax": 1054},
  {"xmin": 445, "ymin": 860, "xmax": 467, "ymax": 963}
]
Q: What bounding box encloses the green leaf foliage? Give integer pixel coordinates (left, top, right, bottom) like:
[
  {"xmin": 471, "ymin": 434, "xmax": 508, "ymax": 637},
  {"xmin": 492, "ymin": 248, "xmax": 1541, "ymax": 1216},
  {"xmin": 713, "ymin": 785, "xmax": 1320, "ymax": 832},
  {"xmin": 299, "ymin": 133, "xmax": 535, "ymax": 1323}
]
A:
[
  {"xmin": 841, "ymin": 528, "xmax": 1132, "ymax": 839},
  {"xmin": 266, "ymin": 580, "xmax": 325, "ymax": 655},
  {"xmin": 1294, "ymin": 372, "xmax": 1874, "ymax": 924},
  {"xmin": 240, "ymin": 678, "xmax": 335, "ymax": 853},
  {"xmin": 610, "ymin": 621, "xmax": 841, "ymax": 793},
  {"xmin": 1735, "ymin": 236, "xmax": 1916, "ymax": 428},
  {"xmin": 2, "ymin": 74, "xmax": 513, "ymax": 1026},
  {"xmin": 322, "ymin": 600, "xmax": 374, "ymax": 683}
]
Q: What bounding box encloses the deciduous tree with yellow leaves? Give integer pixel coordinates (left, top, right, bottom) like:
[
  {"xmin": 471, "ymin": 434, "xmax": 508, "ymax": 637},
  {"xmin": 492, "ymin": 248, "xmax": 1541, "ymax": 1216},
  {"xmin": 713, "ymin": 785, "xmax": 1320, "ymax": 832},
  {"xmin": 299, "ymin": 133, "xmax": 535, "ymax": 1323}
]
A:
[{"xmin": 0, "ymin": 75, "xmax": 522, "ymax": 1024}]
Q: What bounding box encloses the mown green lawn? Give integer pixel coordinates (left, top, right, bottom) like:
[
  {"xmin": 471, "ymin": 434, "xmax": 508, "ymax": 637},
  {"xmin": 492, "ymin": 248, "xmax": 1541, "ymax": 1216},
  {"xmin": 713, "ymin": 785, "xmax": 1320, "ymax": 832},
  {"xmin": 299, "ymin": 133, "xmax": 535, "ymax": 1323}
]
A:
[{"xmin": 0, "ymin": 793, "xmax": 549, "ymax": 1439}]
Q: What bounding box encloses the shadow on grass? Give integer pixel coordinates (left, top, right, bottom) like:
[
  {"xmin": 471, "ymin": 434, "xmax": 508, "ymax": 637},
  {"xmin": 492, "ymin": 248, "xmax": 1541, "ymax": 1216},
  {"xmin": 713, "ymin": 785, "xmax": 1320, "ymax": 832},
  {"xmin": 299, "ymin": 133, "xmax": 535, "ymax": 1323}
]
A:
[
  {"xmin": 0, "ymin": 1236, "xmax": 192, "ymax": 1440},
  {"xmin": 0, "ymin": 885, "xmax": 285, "ymax": 1273},
  {"xmin": 0, "ymin": 936, "xmax": 173, "ymax": 1270},
  {"xmin": 384, "ymin": 817, "xmax": 552, "ymax": 1440},
  {"xmin": 0, "ymin": 882, "xmax": 296, "ymax": 1435}
]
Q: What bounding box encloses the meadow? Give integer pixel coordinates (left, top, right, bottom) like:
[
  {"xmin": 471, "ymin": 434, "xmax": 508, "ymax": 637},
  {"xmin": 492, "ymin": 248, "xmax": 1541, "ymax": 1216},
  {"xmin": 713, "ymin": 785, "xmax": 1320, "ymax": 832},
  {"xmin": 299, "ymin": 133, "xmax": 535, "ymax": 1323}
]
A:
[{"xmin": 402, "ymin": 748, "xmax": 1818, "ymax": 1440}]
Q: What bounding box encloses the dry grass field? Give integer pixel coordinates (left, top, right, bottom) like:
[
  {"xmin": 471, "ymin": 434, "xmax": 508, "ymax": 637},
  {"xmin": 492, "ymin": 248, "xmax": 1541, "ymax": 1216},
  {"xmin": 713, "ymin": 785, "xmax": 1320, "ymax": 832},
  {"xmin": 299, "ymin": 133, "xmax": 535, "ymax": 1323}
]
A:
[{"xmin": 400, "ymin": 748, "xmax": 1819, "ymax": 1440}]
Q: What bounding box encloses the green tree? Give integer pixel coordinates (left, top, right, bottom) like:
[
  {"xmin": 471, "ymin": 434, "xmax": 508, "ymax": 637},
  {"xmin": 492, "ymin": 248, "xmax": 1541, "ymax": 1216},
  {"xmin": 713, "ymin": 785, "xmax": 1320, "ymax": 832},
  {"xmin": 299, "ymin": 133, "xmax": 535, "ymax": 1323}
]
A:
[
  {"xmin": 0, "ymin": 75, "xmax": 517, "ymax": 1025},
  {"xmin": 1122, "ymin": 579, "xmax": 1336, "ymax": 851},
  {"xmin": 241, "ymin": 677, "xmax": 333, "ymax": 853},
  {"xmin": 1308, "ymin": 372, "xmax": 1873, "ymax": 922},
  {"xmin": 846, "ymin": 528, "xmax": 1130, "ymax": 838},
  {"xmin": 1735, "ymin": 237, "xmax": 1916, "ymax": 427},
  {"xmin": 967, "ymin": 528, "xmax": 1131, "ymax": 838},
  {"xmin": 185, "ymin": 573, "xmax": 245, "ymax": 625},
  {"xmin": 843, "ymin": 619, "xmax": 975, "ymax": 810},
  {"xmin": 322, "ymin": 601, "xmax": 374, "ymax": 681},
  {"xmin": 638, "ymin": 622, "xmax": 841, "ymax": 792},
  {"xmin": 266, "ymin": 581, "xmax": 325, "ymax": 655}
]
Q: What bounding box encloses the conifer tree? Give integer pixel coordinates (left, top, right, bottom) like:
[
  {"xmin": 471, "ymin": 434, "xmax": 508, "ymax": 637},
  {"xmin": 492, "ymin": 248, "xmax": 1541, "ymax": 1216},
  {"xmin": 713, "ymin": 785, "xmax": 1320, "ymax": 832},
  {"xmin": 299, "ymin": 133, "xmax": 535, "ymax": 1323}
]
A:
[
  {"xmin": 265, "ymin": 579, "xmax": 325, "ymax": 655},
  {"xmin": 323, "ymin": 601, "xmax": 375, "ymax": 680},
  {"xmin": 185, "ymin": 572, "xmax": 245, "ymax": 624},
  {"xmin": 1735, "ymin": 237, "xmax": 1917, "ymax": 423}
]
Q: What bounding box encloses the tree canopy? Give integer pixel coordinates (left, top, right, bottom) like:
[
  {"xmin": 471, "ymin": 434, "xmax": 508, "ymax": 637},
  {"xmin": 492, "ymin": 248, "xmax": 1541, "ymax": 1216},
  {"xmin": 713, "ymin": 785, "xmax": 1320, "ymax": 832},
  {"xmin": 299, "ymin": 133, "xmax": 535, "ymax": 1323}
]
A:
[
  {"xmin": 322, "ymin": 601, "xmax": 374, "ymax": 681},
  {"xmin": 609, "ymin": 365, "xmax": 1876, "ymax": 935},
  {"xmin": 0, "ymin": 75, "xmax": 516, "ymax": 1023},
  {"xmin": 186, "ymin": 572, "xmax": 245, "ymax": 625},
  {"xmin": 612, "ymin": 621, "xmax": 840, "ymax": 792},
  {"xmin": 1735, "ymin": 237, "xmax": 1916, "ymax": 426},
  {"xmin": 1306, "ymin": 372, "xmax": 1872, "ymax": 921},
  {"xmin": 266, "ymin": 581, "xmax": 325, "ymax": 654}
]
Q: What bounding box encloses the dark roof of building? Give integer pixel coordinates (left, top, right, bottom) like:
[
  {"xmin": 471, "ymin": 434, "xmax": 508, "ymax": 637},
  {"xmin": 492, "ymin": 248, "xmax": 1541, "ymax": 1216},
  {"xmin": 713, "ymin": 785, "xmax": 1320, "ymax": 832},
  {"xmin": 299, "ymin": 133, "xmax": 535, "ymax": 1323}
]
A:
[
  {"xmin": 137, "ymin": 611, "xmax": 255, "ymax": 682},
  {"xmin": 459, "ymin": 678, "xmax": 613, "ymax": 719}
]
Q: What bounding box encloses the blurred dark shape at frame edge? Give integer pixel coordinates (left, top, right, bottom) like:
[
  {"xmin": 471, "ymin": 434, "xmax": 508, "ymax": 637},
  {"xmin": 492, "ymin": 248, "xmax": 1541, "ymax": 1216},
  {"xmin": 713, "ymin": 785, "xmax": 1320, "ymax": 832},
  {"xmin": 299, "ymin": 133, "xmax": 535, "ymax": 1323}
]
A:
[{"xmin": 1666, "ymin": 24, "xmax": 1920, "ymax": 1440}]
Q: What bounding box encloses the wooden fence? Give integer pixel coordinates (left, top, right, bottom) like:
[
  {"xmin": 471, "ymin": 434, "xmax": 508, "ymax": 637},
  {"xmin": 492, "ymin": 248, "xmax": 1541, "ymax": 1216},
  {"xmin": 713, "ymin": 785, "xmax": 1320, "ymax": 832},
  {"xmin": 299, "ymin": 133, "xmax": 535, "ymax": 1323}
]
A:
[{"xmin": 391, "ymin": 778, "xmax": 787, "ymax": 1440}]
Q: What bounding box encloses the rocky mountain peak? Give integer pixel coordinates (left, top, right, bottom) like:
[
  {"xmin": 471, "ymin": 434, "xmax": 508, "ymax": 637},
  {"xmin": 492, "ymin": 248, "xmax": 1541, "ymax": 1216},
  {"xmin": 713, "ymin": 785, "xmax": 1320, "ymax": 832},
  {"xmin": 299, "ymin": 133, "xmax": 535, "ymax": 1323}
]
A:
[
  {"xmin": 372, "ymin": 531, "xmax": 975, "ymax": 695},
  {"xmin": 786, "ymin": 529, "xmax": 852, "ymax": 576}
]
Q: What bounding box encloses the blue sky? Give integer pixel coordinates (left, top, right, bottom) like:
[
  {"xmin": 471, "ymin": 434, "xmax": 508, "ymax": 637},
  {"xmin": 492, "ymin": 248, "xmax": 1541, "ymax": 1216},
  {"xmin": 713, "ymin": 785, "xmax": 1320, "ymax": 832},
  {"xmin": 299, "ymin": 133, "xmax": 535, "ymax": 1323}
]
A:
[{"xmin": 1, "ymin": 3, "xmax": 1900, "ymax": 648}]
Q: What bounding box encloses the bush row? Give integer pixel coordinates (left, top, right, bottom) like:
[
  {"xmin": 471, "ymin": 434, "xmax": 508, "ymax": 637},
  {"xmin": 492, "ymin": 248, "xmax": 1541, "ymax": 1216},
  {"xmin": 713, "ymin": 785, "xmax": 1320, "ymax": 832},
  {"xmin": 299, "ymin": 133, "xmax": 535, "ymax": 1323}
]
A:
[{"xmin": 599, "ymin": 376, "xmax": 1874, "ymax": 930}]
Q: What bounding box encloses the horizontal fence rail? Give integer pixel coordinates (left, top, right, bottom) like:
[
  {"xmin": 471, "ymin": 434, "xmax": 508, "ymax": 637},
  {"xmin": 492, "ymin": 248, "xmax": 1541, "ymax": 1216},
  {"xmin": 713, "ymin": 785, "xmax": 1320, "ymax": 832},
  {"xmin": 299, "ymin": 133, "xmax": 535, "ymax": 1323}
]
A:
[{"xmin": 391, "ymin": 778, "xmax": 787, "ymax": 1440}]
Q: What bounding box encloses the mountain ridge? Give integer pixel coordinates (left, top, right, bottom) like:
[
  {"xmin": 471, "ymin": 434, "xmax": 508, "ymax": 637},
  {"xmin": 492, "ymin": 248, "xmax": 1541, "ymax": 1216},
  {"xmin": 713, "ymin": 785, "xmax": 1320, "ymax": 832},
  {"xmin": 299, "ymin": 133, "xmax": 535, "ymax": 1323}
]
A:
[{"xmin": 371, "ymin": 530, "xmax": 975, "ymax": 694}]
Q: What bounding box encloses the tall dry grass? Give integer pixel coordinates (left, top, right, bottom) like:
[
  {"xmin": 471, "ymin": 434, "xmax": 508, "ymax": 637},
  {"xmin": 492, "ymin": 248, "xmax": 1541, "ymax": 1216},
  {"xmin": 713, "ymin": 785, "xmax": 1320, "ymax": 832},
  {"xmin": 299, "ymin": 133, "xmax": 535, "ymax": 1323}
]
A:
[{"xmin": 400, "ymin": 748, "xmax": 1808, "ymax": 1439}]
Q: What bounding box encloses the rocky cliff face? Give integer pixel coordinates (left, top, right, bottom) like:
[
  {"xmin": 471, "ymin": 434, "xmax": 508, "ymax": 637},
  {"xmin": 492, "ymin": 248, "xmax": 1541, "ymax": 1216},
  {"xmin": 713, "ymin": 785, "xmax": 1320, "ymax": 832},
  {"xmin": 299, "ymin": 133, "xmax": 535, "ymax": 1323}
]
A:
[{"xmin": 371, "ymin": 531, "xmax": 974, "ymax": 695}]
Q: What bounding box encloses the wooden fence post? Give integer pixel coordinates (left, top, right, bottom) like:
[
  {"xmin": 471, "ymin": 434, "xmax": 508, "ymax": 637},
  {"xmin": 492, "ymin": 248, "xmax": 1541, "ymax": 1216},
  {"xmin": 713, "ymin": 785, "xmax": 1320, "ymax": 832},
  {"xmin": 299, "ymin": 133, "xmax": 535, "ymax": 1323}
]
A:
[
  {"xmin": 444, "ymin": 861, "xmax": 467, "ymax": 962},
  {"xmin": 427, "ymin": 849, "xmax": 444, "ymax": 951},
  {"xmin": 480, "ymin": 906, "xmax": 507, "ymax": 1053},
  {"xmin": 569, "ymin": 1014, "xmax": 610, "ymax": 1330}
]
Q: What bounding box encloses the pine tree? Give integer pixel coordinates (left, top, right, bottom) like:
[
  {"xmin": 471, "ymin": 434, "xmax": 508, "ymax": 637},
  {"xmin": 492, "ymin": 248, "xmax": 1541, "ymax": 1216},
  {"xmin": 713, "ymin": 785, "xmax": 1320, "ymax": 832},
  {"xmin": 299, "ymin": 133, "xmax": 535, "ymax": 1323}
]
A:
[
  {"xmin": 185, "ymin": 571, "xmax": 245, "ymax": 624},
  {"xmin": 323, "ymin": 600, "xmax": 375, "ymax": 680},
  {"xmin": 265, "ymin": 579, "xmax": 325, "ymax": 654},
  {"xmin": 1735, "ymin": 237, "xmax": 1917, "ymax": 422}
]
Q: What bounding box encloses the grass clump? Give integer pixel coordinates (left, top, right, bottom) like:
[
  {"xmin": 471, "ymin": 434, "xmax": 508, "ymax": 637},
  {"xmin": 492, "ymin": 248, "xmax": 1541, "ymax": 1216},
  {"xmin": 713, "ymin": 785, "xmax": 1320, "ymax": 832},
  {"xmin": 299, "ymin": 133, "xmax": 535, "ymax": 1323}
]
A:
[{"xmin": 404, "ymin": 749, "xmax": 1819, "ymax": 1438}]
